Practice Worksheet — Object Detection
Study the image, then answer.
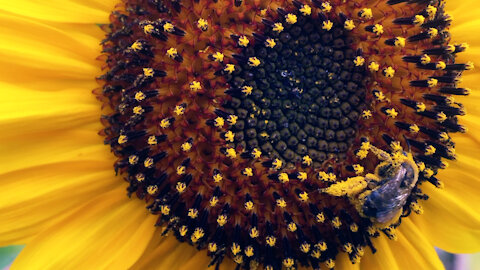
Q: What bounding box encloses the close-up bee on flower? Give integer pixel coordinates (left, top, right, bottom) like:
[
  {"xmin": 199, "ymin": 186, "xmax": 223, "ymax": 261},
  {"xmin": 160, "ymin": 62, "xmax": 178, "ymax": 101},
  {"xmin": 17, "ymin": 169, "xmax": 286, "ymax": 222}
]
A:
[{"xmin": 0, "ymin": 0, "xmax": 480, "ymax": 269}]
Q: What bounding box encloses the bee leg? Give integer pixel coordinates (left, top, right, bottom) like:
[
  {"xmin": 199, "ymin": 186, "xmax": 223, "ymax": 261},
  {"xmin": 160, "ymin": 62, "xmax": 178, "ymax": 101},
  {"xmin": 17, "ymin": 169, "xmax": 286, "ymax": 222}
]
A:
[
  {"xmin": 369, "ymin": 145, "xmax": 393, "ymax": 161},
  {"xmin": 321, "ymin": 176, "xmax": 368, "ymax": 197}
]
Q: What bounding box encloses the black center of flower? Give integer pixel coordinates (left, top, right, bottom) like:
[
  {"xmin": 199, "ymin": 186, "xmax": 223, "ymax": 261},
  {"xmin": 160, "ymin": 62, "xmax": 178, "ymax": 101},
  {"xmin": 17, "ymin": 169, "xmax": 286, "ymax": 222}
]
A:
[{"xmin": 223, "ymin": 16, "xmax": 366, "ymax": 167}]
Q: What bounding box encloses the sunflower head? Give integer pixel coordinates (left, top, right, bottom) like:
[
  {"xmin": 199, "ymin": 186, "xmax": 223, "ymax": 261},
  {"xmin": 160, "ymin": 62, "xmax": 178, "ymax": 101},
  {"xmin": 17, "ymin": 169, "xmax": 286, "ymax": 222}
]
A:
[{"xmin": 97, "ymin": 0, "xmax": 471, "ymax": 268}]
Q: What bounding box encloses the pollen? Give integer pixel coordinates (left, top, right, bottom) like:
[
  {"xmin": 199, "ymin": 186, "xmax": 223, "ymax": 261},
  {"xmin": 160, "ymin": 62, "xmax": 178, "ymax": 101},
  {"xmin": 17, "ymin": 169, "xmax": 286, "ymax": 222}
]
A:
[
  {"xmin": 189, "ymin": 81, "xmax": 202, "ymax": 92},
  {"xmin": 272, "ymin": 22, "xmax": 284, "ymax": 33},
  {"xmin": 238, "ymin": 36, "xmax": 249, "ymax": 47},
  {"xmin": 197, "ymin": 18, "xmax": 208, "ymax": 31},
  {"xmin": 285, "ymin": 14, "xmax": 297, "ymax": 24},
  {"xmin": 247, "ymin": 57, "xmax": 260, "ymax": 67}
]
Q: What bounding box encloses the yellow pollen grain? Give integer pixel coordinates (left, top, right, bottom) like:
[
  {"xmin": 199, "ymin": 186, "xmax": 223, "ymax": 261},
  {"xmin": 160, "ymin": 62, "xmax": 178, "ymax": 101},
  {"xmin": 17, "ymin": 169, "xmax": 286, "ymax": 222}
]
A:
[
  {"xmin": 135, "ymin": 173, "xmax": 145, "ymax": 182},
  {"xmin": 411, "ymin": 202, "xmax": 424, "ymax": 214},
  {"xmin": 466, "ymin": 62, "xmax": 475, "ymax": 70},
  {"xmin": 312, "ymin": 250, "xmax": 321, "ymax": 258},
  {"xmin": 425, "ymin": 145, "xmax": 436, "ymax": 155},
  {"xmin": 208, "ymin": 242, "xmax": 217, "ymax": 252},
  {"xmin": 191, "ymin": 228, "xmax": 204, "ymax": 242},
  {"xmin": 189, "ymin": 81, "xmax": 202, "ymax": 92},
  {"xmin": 374, "ymin": 91, "xmax": 386, "ymax": 101},
  {"xmin": 315, "ymin": 212, "xmax": 325, "ymax": 224},
  {"xmin": 385, "ymin": 108, "xmax": 398, "ymax": 118},
  {"xmin": 359, "ymin": 8, "xmax": 373, "ymax": 19},
  {"xmin": 276, "ymin": 198, "xmax": 287, "ymax": 208},
  {"xmin": 133, "ymin": 106, "xmax": 144, "ymax": 115},
  {"xmin": 224, "ymin": 131, "xmax": 235, "ymax": 142},
  {"xmin": 212, "ymin": 52, "xmax": 224, "ymax": 62},
  {"xmin": 272, "ymin": 158, "xmax": 282, "ymax": 169},
  {"xmin": 260, "ymin": 9, "xmax": 267, "ymax": 16},
  {"xmin": 129, "ymin": 155, "xmax": 139, "ymax": 165},
  {"xmin": 302, "ymin": 155, "xmax": 313, "ymax": 166},
  {"xmin": 416, "ymin": 102, "xmax": 426, "ymax": 112},
  {"xmin": 278, "ymin": 173, "xmax": 289, "ymax": 183},
  {"xmin": 147, "ymin": 135, "xmax": 157, "ymax": 145},
  {"xmin": 344, "ymin": 20, "xmax": 355, "ymax": 30},
  {"xmin": 266, "ymin": 236, "xmax": 276, "ymax": 246},
  {"xmin": 225, "ymin": 148, "xmax": 236, "ymax": 158},
  {"xmin": 244, "ymin": 201, "xmax": 254, "ymax": 211},
  {"xmin": 160, "ymin": 118, "xmax": 171, "ymax": 128},
  {"xmin": 426, "ymin": 5, "xmax": 437, "ymax": 18},
  {"xmin": 300, "ymin": 5, "xmax": 312, "ymax": 16},
  {"xmin": 174, "ymin": 105, "xmax": 185, "ymax": 115},
  {"xmin": 135, "ymin": 91, "xmax": 146, "ymax": 101},
  {"xmin": 227, "ymin": 115, "xmax": 238, "ymax": 125},
  {"xmin": 166, "ymin": 47, "xmax": 178, "ymax": 58},
  {"xmin": 210, "ymin": 196, "xmax": 219, "ymax": 206},
  {"xmin": 437, "ymin": 112, "xmax": 447, "ymax": 122},
  {"xmin": 197, "ymin": 18, "xmax": 208, "ymax": 31},
  {"xmin": 354, "ymin": 56, "xmax": 365, "ymax": 66},
  {"xmin": 147, "ymin": 185, "xmax": 158, "ymax": 195},
  {"xmin": 298, "ymin": 172, "xmax": 307, "ymax": 181},
  {"xmin": 217, "ymin": 214, "xmax": 228, "ymax": 226},
  {"xmin": 118, "ymin": 135, "xmax": 128, "ymax": 144},
  {"xmin": 265, "ymin": 38, "xmax": 276, "ymax": 48},
  {"xmin": 179, "ymin": 225, "xmax": 188, "ymax": 236},
  {"xmin": 160, "ymin": 205, "xmax": 170, "ymax": 215},
  {"xmin": 326, "ymin": 259, "xmax": 335, "ymax": 269},
  {"xmin": 424, "ymin": 168, "xmax": 434, "ymax": 178},
  {"xmin": 420, "ymin": 54, "xmax": 431, "ymax": 64},
  {"xmin": 181, "ymin": 142, "xmax": 192, "ymax": 152},
  {"xmin": 322, "ymin": 20, "xmax": 333, "ymax": 31},
  {"xmin": 238, "ymin": 35, "xmax": 249, "ymax": 47},
  {"xmin": 224, "ymin": 64, "xmax": 235, "ymax": 74},
  {"xmin": 383, "ymin": 66, "xmax": 395, "ymax": 77},
  {"xmin": 350, "ymin": 223, "xmax": 359, "ymax": 232},
  {"xmin": 213, "ymin": 172, "xmax": 223, "ymax": 183},
  {"xmin": 248, "ymin": 57, "xmax": 260, "ymax": 67},
  {"xmin": 414, "ymin": 15, "xmax": 425, "ymax": 25},
  {"xmin": 439, "ymin": 132, "xmax": 449, "ymax": 142},
  {"xmin": 368, "ymin": 61, "xmax": 380, "ymax": 72},
  {"xmin": 362, "ymin": 110, "xmax": 372, "ymax": 119},
  {"xmin": 285, "ymin": 14, "xmax": 297, "ymax": 24},
  {"xmin": 287, "ymin": 222, "xmax": 297, "ymax": 232},
  {"xmin": 245, "ymin": 246, "xmax": 254, "ymax": 257},
  {"xmin": 409, "ymin": 124, "xmax": 420, "ymax": 134},
  {"xmin": 344, "ymin": 243, "xmax": 353, "ymax": 253},
  {"xmin": 242, "ymin": 85, "xmax": 253, "ymax": 95},
  {"xmin": 143, "ymin": 67, "xmax": 154, "ymax": 77},
  {"xmin": 163, "ymin": 22, "xmax": 174, "ymax": 32},
  {"xmin": 243, "ymin": 167, "xmax": 253, "ymax": 177},
  {"xmin": 436, "ymin": 61, "xmax": 446, "ymax": 70},
  {"xmin": 283, "ymin": 258, "xmax": 294, "ymax": 268},
  {"xmin": 321, "ymin": 2, "xmax": 332, "ymax": 12},
  {"xmin": 176, "ymin": 165, "xmax": 186, "ymax": 175},
  {"xmin": 300, "ymin": 242, "xmax": 311, "ymax": 253},
  {"xmin": 144, "ymin": 157, "xmax": 154, "ymax": 168},
  {"xmin": 176, "ymin": 182, "xmax": 186, "ymax": 193},
  {"xmin": 143, "ymin": 24, "xmax": 154, "ymax": 34},
  {"xmin": 130, "ymin": 41, "xmax": 143, "ymax": 51},
  {"xmin": 249, "ymin": 227, "xmax": 259, "ymax": 238},
  {"xmin": 428, "ymin": 28, "xmax": 438, "ymax": 38},
  {"xmin": 394, "ymin": 37, "xmax": 406, "ymax": 47},
  {"xmin": 214, "ymin": 117, "xmax": 224, "ymax": 127},
  {"xmin": 188, "ymin": 208, "xmax": 198, "ymax": 219},
  {"xmin": 373, "ymin": 24, "xmax": 384, "ymax": 35},
  {"xmin": 299, "ymin": 191, "xmax": 309, "ymax": 202},
  {"xmin": 251, "ymin": 148, "xmax": 262, "ymax": 159},
  {"xmin": 353, "ymin": 164, "xmax": 364, "ymax": 174},
  {"xmin": 272, "ymin": 22, "xmax": 284, "ymax": 33},
  {"xmin": 428, "ymin": 78, "xmax": 438, "ymax": 87}
]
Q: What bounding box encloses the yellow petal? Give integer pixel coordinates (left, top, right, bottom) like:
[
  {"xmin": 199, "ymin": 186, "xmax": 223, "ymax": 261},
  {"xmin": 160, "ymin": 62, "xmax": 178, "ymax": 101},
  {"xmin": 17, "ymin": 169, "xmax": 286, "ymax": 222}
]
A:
[
  {"xmin": 11, "ymin": 187, "xmax": 156, "ymax": 269},
  {"xmin": 0, "ymin": 160, "xmax": 119, "ymax": 246},
  {"xmin": 0, "ymin": 14, "xmax": 103, "ymax": 82},
  {"xmin": 361, "ymin": 234, "xmax": 400, "ymax": 270},
  {"xmin": 412, "ymin": 168, "xmax": 480, "ymax": 252},
  {"xmin": 0, "ymin": 0, "xmax": 115, "ymax": 23},
  {"xmin": 362, "ymin": 219, "xmax": 443, "ymax": 269}
]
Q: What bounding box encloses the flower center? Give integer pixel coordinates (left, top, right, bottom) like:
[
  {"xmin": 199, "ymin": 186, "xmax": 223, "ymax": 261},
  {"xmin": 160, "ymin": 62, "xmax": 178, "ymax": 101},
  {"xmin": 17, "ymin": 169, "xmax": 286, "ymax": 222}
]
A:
[
  {"xmin": 222, "ymin": 15, "xmax": 366, "ymax": 168},
  {"xmin": 97, "ymin": 0, "xmax": 471, "ymax": 269}
]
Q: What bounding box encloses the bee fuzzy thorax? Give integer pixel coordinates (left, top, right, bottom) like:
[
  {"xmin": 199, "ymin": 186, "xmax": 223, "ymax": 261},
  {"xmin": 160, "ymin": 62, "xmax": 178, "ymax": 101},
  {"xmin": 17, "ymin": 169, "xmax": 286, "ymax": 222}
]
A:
[{"xmin": 99, "ymin": 0, "xmax": 469, "ymax": 269}]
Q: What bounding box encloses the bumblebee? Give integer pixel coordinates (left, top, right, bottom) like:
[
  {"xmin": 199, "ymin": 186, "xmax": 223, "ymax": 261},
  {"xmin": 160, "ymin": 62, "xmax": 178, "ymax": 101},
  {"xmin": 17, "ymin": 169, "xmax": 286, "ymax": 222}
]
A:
[{"xmin": 322, "ymin": 143, "xmax": 419, "ymax": 226}]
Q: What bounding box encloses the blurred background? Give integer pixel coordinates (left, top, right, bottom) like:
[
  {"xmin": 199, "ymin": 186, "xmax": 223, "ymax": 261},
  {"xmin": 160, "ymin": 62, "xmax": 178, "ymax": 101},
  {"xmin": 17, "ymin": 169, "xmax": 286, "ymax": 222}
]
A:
[{"xmin": 0, "ymin": 245, "xmax": 479, "ymax": 269}]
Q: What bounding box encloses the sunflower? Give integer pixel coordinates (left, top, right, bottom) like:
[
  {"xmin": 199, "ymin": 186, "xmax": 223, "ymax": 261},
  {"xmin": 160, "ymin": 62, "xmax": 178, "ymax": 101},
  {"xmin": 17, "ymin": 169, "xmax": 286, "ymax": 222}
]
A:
[{"xmin": 1, "ymin": 0, "xmax": 480, "ymax": 269}]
